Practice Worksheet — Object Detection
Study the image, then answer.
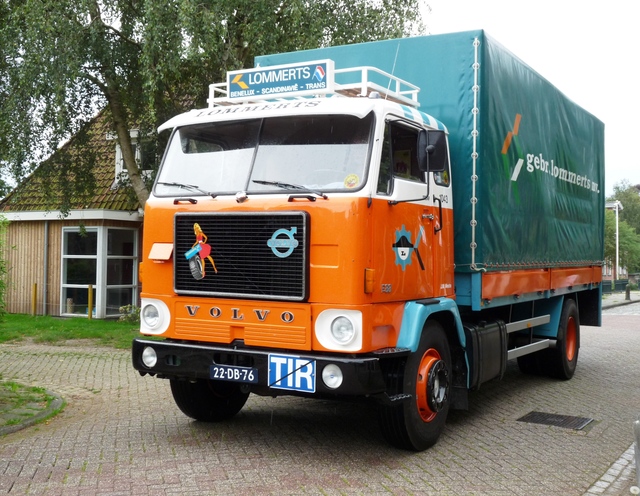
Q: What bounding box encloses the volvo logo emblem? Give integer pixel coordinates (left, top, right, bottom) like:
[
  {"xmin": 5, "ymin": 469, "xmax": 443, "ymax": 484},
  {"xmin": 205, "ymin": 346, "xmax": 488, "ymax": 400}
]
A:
[{"xmin": 267, "ymin": 227, "xmax": 299, "ymax": 258}]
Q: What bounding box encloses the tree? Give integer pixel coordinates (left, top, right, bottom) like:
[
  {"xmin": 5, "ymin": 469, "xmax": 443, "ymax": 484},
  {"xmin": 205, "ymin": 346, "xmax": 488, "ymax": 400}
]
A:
[
  {"xmin": 604, "ymin": 209, "xmax": 640, "ymax": 275},
  {"xmin": 607, "ymin": 180, "xmax": 640, "ymax": 274},
  {"xmin": 609, "ymin": 180, "xmax": 640, "ymax": 235},
  {"xmin": 0, "ymin": 0, "xmax": 424, "ymax": 209}
]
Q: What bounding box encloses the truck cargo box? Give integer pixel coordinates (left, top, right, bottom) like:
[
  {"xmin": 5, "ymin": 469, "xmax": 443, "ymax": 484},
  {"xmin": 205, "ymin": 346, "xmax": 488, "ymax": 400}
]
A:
[{"xmin": 256, "ymin": 30, "xmax": 605, "ymax": 278}]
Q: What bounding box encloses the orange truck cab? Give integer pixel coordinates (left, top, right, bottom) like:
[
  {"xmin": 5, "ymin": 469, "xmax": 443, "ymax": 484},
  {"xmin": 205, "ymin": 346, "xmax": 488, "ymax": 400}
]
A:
[{"xmin": 132, "ymin": 31, "xmax": 604, "ymax": 451}]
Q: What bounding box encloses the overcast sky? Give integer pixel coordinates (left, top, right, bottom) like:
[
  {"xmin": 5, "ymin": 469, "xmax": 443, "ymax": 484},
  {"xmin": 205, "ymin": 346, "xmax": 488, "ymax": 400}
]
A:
[{"xmin": 422, "ymin": 0, "xmax": 638, "ymax": 196}]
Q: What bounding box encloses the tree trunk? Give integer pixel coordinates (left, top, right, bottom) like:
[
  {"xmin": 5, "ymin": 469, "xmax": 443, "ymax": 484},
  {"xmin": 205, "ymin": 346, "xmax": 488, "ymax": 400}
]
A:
[
  {"xmin": 85, "ymin": 2, "xmax": 149, "ymax": 208},
  {"xmin": 105, "ymin": 85, "xmax": 150, "ymax": 208}
]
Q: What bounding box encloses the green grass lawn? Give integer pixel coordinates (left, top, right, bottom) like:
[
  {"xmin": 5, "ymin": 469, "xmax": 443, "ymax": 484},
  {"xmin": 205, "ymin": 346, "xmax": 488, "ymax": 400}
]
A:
[{"xmin": 0, "ymin": 314, "xmax": 141, "ymax": 349}]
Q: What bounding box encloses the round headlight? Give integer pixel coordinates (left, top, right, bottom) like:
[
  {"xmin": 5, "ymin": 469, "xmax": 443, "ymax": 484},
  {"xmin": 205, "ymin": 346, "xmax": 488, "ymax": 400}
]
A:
[
  {"xmin": 141, "ymin": 346, "xmax": 158, "ymax": 368},
  {"xmin": 322, "ymin": 364, "xmax": 343, "ymax": 389},
  {"xmin": 331, "ymin": 316, "xmax": 355, "ymax": 344},
  {"xmin": 142, "ymin": 304, "xmax": 160, "ymax": 329},
  {"xmin": 139, "ymin": 298, "xmax": 170, "ymax": 336}
]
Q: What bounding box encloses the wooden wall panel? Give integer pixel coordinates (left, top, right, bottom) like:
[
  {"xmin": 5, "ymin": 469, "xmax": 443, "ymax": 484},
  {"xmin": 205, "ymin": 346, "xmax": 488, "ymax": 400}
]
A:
[
  {"xmin": 4, "ymin": 221, "xmax": 45, "ymax": 314},
  {"xmin": 3, "ymin": 218, "xmax": 142, "ymax": 316}
]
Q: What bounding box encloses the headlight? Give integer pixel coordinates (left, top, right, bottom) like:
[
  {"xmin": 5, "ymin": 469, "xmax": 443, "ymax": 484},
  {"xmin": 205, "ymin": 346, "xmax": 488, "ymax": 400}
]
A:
[
  {"xmin": 141, "ymin": 346, "xmax": 158, "ymax": 368},
  {"xmin": 315, "ymin": 309, "xmax": 362, "ymax": 351},
  {"xmin": 322, "ymin": 364, "xmax": 343, "ymax": 389},
  {"xmin": 139, "ymin": 298, "xmax": 170, "ymax": 335},
  {"xmin": 331, "ymin": 316, "xmax": 355, "ymax": 344},
  {"xmin": 142, "ymin": 305, "xmax": 160, "ymax": 328}
]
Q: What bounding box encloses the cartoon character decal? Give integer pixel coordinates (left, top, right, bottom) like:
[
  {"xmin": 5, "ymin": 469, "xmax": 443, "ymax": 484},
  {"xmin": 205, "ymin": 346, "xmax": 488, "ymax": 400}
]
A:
[
  {"xmin": 184, "ymin": 223, "xmax": 217, "ymax": 280},
  {"xmin": 392, "ymin": 225, "xmax": 425, "ymax": 271}
]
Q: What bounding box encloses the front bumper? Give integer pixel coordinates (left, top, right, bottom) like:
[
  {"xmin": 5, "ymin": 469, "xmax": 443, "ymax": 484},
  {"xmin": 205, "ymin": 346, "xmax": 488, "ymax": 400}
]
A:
[{"xmin": 132, "ymin": 338, "xmax": 404, "ymax": 399}]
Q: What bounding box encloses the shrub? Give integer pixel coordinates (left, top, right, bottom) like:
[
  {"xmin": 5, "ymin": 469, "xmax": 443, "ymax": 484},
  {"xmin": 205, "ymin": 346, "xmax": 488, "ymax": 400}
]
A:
[{"xmin": 118, "ymin": 304, "xmax": 140, "ymax": 324}]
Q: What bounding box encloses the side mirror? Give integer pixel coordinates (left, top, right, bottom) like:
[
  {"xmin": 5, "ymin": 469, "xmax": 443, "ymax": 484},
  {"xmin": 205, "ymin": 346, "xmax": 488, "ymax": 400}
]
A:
[{"xmin": 418, "ymin": 129, "xmax": 448, "ymax": 173}]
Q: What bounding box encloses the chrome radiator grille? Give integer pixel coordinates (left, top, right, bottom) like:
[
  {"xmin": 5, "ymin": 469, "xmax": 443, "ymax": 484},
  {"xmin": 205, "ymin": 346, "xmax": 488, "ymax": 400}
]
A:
[{"xmin": 174, "ymin": 212, "xmax": 308, "ymax": 301}]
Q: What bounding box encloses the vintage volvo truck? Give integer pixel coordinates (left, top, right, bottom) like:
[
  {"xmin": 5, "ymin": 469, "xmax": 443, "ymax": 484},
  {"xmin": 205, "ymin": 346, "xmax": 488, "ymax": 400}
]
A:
[{"xmin": 132, "ymin": 31, "xmax": 604, "ymax": 451}]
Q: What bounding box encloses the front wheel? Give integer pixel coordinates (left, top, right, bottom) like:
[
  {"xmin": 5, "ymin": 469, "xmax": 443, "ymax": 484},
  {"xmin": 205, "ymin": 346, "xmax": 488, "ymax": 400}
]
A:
[
  {"xmin": 170, "ymin": 378, "xmax": 249, "ymax": 422},
  {"xmin": 378, "ymin": 321, "xmax": 451, "ymax": 451}
]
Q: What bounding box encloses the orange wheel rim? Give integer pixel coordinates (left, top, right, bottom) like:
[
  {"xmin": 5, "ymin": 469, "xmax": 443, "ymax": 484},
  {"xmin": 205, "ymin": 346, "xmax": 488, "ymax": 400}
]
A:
[
  {"xmin": 416, "ymin": 348, "xmax": 441, "ymax": 422},
  {"xmin": 565, "ymin": 316, "xmax": 577, "ymax": 361}
]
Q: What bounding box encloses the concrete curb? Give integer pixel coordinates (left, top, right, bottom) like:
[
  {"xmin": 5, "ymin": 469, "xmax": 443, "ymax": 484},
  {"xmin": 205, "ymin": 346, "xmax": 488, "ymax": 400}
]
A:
[
  {"xmin": 603, "ymin": 300, "xmax": 638, "ymax": 310},
  {"xmin": 584, "ymin": 444, "xmax": 638, "ymax": 495},
  {"xmin": 0, "ymin": 390, "xmax": 64, "ymax": 436}
]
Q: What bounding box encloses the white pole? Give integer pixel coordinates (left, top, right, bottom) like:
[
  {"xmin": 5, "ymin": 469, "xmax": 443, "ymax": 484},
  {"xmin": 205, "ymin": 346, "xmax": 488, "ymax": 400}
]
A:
[
  {"xmin": 615, "ymin": 201, "xmax": 620, "ymax": 284},
  {"xmin": 634, "ymin": 418, "xmax": 640, "ymax": 489}
]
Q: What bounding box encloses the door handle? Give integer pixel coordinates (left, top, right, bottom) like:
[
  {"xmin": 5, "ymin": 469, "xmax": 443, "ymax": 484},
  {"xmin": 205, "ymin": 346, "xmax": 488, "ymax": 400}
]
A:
[{"xmin": 433, "ymin": 196, "xmax": 443, "ymax": 233}]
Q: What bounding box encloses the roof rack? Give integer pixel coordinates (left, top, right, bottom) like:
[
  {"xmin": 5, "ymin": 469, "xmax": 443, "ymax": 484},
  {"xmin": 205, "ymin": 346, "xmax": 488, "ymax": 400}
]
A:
[{"xmin": 207, "ymin": 59, "xmax": 420, "ymax": 108}]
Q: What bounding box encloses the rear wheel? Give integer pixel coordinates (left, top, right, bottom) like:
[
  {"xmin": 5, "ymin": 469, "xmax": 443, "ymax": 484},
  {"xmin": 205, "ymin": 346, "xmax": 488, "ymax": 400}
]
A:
[
  {"xmin": 170, "ymin": 378, "xmax": 249, "ymax": 422},
  {"xmin": 516, "ymin": 298, "xmax": 580, "ymax": 380},
  {"xmin": 545, "ymin": 298, "xmax": 580, "ymax": 380},
  {"xmin": 378, "ymin": 321, "xmax": 451, "ymax": 451}
]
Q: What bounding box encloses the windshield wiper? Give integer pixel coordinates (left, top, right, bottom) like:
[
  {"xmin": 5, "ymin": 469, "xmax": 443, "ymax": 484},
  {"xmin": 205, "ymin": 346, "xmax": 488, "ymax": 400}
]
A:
[
  {"xmin": 252, "ymin": 180, "xmax": 328, "ymax": 200},
  {"xmin": 157, "ymin": 181, "xmax": 217, "ymax": 198}
]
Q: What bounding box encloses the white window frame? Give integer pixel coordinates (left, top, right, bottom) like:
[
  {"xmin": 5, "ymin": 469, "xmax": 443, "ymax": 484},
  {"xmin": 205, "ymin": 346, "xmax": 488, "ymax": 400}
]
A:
[
  {"xmin": 60, "ymin": 226, "xmax": 139, "ymax": 318},
  {"xmin": 104, "ymin": 227, "xmax": 139, "ymax": 317},
  {"xmin": 107, "ymin": 130, "xmax": 154, "ymax": 181},
  {"xmin": 60, "ymin": 227, "xmax": 99, "ymax": 318}
]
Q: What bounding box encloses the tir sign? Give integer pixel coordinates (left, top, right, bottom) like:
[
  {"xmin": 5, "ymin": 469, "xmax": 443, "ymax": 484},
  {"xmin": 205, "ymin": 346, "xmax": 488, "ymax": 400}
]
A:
[{"xmin": 268, "ymin": 354, "xmax": 316, "ymax": 393}]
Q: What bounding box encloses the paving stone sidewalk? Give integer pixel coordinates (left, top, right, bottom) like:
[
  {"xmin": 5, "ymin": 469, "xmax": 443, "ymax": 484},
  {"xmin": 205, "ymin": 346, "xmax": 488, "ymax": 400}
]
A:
[{"xmin": 0, "ymin": 297, "xmax": 638, "ymax": 494}]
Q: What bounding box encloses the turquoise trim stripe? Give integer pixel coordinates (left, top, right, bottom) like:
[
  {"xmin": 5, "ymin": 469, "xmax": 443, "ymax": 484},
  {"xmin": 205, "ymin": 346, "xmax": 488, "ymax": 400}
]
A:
[
  {"xmin": 396, "ymin": 298, "xmax": 470, "ymax": 388},
  {"xmin": 396, "ymin": 298, "xmax": 466, "ymax": 351},
  {"xmin": 401, "ymin": 105, "xmax": 414, "ymax": 121},
  {"xmin": 399, "ymin": 105, "xmax": 447, "ymax": 132}
]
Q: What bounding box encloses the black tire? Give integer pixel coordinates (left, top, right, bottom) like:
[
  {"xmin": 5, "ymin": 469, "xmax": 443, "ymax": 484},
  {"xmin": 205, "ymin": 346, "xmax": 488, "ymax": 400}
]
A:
[
  {"xmin": 378, "ymin": 321, "xmax": 451, "ymax": 451},
  {"xmin": 517, "ymin": 352, "xmax": 542, "ymax": 375},
  {"xmin": 170, "ymin": 378, "xmax": 249, "ymax": 422},
  {"xmin": 544, "ymin": 298, "xmax": 580, "ymax": 380},
  {"xmin": 516, "ymin": 298, "xmax": 580, "ymax": 380},
  {"xmin": 188, "ymin": 256, "xmax": 204, "ymax": 280}
]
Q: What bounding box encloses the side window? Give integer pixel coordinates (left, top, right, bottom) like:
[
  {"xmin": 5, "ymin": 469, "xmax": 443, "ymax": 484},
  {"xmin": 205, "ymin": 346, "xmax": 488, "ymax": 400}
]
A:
[
  {"xmin": 434, "ymin": 166, "xmax": 451, "ymax": 187},
  {"xmin": 431, "ymin": 131, "xmax": 451, "ymax": 186},
  {"xmin": 377, "ymin": 121, "xmax": 424, "ymax": 195},
  {"xmin": 377, "ymin": 125, "xmax": 392, "ymax": 194}
]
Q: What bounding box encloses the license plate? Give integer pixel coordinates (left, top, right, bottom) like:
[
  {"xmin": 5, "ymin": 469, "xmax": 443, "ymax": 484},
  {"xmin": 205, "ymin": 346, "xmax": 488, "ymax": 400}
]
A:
[
  {"xmin": 268, "ymin": 354, "xmax": 316, "ymax": 393},
  {"xmin": 210, "ymin": 364, "xmax": 258, "ymax": 383}
]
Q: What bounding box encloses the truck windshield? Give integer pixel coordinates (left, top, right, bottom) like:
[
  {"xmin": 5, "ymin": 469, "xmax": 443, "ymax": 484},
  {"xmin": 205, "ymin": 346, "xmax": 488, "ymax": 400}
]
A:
[{"xmin": 154, "ymin": 113, "xmax": 374, "ymax": 196}]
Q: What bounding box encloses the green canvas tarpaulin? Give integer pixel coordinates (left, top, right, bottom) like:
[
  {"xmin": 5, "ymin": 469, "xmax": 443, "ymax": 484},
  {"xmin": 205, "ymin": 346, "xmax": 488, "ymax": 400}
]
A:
[{"xmin": 256, "ymin": 30, "xmax": 605, "ymax": 273}]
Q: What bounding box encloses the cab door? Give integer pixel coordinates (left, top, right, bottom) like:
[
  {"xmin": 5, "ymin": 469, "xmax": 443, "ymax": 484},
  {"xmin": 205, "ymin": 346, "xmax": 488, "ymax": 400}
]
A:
[
  {"xmin": 427, "ymin": 136, "xmax": 455, "ymax": 298},
  {"xmin": 370, "ymin": 119, "xmax": 438, "ymax": 301}
]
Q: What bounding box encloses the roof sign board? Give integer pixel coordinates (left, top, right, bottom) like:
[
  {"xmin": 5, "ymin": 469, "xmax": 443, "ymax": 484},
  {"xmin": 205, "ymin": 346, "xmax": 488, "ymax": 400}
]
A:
[{"xmin": 226, "ymin": 60, "xmax": 335, "ymax": 102}]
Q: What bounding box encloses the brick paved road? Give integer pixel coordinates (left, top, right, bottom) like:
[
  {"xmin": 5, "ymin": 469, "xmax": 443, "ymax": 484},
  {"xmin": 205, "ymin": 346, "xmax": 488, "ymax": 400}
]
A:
[{"xmin": 1, "ymin": 314, "xmax": 639, "ymax": 495}]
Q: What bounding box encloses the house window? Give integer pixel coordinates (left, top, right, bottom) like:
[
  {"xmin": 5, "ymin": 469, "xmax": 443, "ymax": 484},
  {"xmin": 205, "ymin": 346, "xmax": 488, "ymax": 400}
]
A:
[
  {"xmin": 108, "ymin": 130, "xmax": 156, "ymax": 181},
  {"xmin": 61, "ymin": 227, "xmax": 138, "ymax": 318},
  {"xmin": 106, "ymin": 229, "xmax": 137, "ymax": 316},
  {"xmin": 62, "ymin": 229, "xmax": 98, "ymax": 316}
]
